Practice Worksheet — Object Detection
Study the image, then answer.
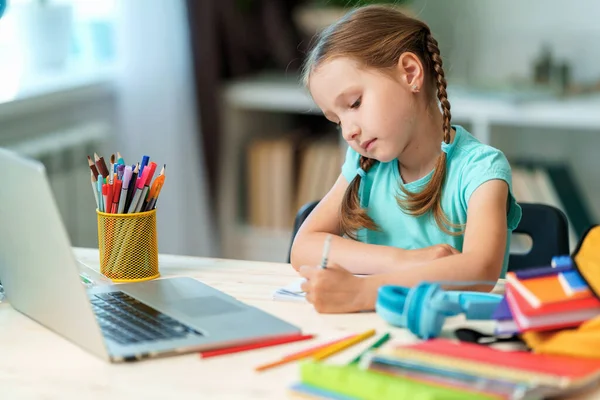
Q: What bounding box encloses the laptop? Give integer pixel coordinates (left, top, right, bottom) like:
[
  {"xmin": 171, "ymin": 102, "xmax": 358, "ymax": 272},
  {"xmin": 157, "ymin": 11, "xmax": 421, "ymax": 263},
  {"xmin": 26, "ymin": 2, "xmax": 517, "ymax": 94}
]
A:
[{"xmin": 0, "ymin": 148, "xmax": 301, "ymax": 362}]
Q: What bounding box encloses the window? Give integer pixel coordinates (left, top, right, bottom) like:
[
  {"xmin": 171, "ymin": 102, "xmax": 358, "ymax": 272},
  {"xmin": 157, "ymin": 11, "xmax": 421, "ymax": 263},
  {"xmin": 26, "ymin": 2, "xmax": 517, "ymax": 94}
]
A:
[{"xmin": 0, "ymin": 0, "xmax": 116, "ymax": 102}]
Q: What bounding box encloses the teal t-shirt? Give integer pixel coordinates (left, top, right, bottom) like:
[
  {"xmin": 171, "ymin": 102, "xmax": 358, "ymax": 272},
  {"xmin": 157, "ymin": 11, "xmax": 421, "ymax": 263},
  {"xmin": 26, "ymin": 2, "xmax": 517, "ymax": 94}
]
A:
[{"xmin": 341, "ymin": 125, "xmax": 522, "ymax": 277}]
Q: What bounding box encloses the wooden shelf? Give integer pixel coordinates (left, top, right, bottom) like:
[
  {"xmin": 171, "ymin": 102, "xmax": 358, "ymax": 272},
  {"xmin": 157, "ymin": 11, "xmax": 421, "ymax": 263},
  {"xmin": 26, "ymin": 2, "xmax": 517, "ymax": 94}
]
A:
[{"xmin": 218, "ymin": 71, "xmax": 600, "ymax": 262}]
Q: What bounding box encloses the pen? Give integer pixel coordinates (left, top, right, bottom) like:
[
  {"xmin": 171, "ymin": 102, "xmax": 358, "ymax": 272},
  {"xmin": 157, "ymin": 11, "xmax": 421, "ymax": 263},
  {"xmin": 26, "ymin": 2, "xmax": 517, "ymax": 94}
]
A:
[
  {"xmin": 144, "ymin": 164, "xmax": 165, "ymax": 211},
  {"xmin": 124, "ymin": 163, "xmax": 139, "ymax": 212},
  {"xmin": 117, "ymin": 152, "xmax": 125, "ymax": 165},
  {"xmin": 118, "ymin": 165, "xmax": 132, "ymax": 214},
  {"xmin": 109, "ymin": 154, "xmax": 115, "ymax": 184},
  {"xmin": 97, "ymin": 173, "xmax": 104, "ymax": 212},
  {"xmin": 320, "ymin": 234, "xmax": 332, "ymax": 269},
  {"xmin": 138, "ymin": 155, "xmax": 149, "ymax": 177},
  {"xmin": 111, "ymin": 179, "xmax": 122, "ymax": 214},
  {"xmin": 127, "ymin": 166, "xmax": 150, "ymax": 213},
  {"xmin": 102, "ymin": 184, "xmax": 109, "ymax": 213},
  {"xmin": 117, "ymin": 164, "xmax": 125, "ymax": 181},
  {"xmin": 105, "ymin": 183, "xmax": 113, "ymax": 214},
  {"xmin": 134, "ymin": 162, "xmax": 157, "ymax": 212},
  {"xmin": 146, "ymin": 164, "xmax": 167, "ymax": 211},
  {"xmin": 90, "ymin": 171, "xmax": 99, "ymax": 210}
]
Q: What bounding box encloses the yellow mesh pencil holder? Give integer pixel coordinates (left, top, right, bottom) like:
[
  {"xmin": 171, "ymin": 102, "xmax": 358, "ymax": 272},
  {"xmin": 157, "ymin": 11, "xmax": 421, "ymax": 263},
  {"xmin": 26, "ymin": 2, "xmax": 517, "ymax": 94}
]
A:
[{"xmin": 96, "ymin": 209, "xmax": 160, "ymax": 282}]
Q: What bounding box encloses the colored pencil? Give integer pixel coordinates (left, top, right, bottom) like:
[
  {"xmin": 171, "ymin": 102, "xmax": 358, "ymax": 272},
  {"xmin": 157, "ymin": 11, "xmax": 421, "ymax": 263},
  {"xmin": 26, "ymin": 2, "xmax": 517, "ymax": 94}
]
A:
[
  {"xmin": 282, "ymin": 334, "xmax": 355, "ymax": 360},
  {"xmin": 255, "ymin": 333, "xmax": 357, "ymax": 372},
  {"xmin": 312, "ymin": 329, "xmax": 376, "ymax": 361},
  {"xmin": 199, "ymin": 334, "xmax": 314, "ymax": 359},
  {"xmin": 348, "ymin": 332, "xmax": 391, "ymax": 365}
]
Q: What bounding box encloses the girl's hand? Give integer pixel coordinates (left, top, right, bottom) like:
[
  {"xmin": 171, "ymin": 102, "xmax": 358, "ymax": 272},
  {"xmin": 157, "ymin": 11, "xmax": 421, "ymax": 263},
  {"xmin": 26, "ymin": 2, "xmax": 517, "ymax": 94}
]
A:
[{"xmin": 298, "ymin": 264, "xmax": 373, "ymax": 313}]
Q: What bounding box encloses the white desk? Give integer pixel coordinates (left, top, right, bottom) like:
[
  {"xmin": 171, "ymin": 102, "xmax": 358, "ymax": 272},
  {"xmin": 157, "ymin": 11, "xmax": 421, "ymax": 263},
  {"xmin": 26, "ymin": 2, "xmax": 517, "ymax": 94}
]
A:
[{"xmin": 1, "ymin": 248, "xmax": 598, "ymax": 399}]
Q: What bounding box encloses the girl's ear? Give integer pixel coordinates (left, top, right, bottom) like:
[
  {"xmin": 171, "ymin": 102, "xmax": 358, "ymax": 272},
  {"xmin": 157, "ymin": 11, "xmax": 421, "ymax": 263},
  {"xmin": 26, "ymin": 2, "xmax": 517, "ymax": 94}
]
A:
[{"xmin": 397, "ymin": 52, "xmax": 425, "ymax": 93}]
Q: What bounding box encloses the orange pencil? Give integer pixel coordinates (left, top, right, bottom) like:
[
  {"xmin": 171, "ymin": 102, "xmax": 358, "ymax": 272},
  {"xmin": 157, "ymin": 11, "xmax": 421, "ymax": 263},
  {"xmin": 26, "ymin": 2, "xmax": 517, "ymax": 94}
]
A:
[
  {"xmin": 282, "ymin": 334, "xmax": 355, "ymax": 360},
  {"xmin": 254, "ymin": 333, "xmax": 357, "ymax": 372},
  {"xmin": 312, "ymin": 329, "xmax": 376, "ymax": 361}
]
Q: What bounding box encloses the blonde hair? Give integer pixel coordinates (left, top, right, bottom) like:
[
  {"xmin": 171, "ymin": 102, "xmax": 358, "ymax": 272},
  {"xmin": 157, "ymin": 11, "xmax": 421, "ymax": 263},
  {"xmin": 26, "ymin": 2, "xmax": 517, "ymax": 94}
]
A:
[{"xmin": 302, "ymin": 5, "xmax": 460, "ymax": 239}]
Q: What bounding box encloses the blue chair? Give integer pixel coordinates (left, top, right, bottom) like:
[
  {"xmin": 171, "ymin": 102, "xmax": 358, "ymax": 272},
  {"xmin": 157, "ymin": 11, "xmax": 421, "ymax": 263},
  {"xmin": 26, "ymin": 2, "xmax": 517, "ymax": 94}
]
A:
[{"xmin": 287, "ymin": 201, "xmax": 570, "ymax": 271}]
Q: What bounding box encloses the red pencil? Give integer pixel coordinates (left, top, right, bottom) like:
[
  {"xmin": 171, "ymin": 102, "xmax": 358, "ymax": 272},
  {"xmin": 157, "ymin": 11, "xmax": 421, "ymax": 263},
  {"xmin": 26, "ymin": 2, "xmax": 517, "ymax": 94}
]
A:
[{"xmin": 199, "ymin": 333, "xmax": 315, "ymax": 359}]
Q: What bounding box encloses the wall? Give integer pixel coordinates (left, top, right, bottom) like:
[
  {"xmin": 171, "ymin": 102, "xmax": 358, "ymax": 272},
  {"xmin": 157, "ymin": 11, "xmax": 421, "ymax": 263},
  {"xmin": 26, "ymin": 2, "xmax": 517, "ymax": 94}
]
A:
[
  {"xmin": 414, "ymin": 0, "xmax": 600, "ymax": 221},
  {"xmin": 415, "ymin": 0, "xmax": 600, "ymax": 86}
]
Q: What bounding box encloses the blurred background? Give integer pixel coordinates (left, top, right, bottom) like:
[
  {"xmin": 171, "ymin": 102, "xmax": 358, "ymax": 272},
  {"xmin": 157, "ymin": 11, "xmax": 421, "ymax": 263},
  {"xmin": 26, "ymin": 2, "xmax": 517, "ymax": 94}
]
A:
[{"xmin": 1, "ymin": 0, "xmax": 598, "ymax": 264}]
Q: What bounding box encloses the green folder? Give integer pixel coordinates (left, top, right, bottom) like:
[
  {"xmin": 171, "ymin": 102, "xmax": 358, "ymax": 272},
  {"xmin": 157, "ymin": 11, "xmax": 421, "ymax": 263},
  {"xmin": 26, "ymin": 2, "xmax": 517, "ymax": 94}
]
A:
[{"xmin": 299, "ymin": 361, "xmax": 496, "ymax": 400}]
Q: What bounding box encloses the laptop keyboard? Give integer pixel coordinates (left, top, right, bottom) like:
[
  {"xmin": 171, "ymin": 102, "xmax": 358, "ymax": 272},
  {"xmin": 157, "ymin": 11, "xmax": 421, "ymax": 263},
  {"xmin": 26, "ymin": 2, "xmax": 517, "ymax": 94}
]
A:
[{"xmin": 91, "ymin": 292, "xmax": 203, "ymax": 345}]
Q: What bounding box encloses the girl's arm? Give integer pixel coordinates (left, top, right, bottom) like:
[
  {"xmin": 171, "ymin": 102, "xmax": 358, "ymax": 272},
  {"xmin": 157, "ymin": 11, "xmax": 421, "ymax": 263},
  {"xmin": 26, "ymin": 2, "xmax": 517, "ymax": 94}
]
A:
[
  {"xmin": 290, "ymin": 174, "xmax": 457, "ymax": 274},
  {"xmin": 298, "ymin": 179, "xmax": 510, "ymax": 313}
]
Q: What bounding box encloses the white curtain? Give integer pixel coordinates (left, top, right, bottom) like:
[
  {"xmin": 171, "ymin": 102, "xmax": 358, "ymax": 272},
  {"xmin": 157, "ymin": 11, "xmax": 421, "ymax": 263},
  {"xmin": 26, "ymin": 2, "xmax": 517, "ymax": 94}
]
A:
[{"xmin": 113, "ymin": 0, "xmax": 217, "ymax": 257}]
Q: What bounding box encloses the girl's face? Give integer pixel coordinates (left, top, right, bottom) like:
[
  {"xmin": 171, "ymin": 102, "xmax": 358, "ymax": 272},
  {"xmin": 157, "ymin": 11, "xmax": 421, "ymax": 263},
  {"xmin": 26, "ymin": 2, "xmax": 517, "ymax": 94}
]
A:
[{"xmin": 308, "ymin": 57, "xmax": 417, "ymax": 163}]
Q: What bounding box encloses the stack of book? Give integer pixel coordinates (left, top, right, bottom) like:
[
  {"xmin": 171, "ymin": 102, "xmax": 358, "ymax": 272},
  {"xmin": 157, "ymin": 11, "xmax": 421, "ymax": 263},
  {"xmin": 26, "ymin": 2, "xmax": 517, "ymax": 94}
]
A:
[
  {"xmin": 245, "ymin": 134, "xmax": 342, "ymax": 230},
  {"xmin": 291, "ymin": 339, "xmax": 600, "ymax": 400},
  {"xmin": 492, "ymin": 257, "xmax": 600, "ymax": 335}
]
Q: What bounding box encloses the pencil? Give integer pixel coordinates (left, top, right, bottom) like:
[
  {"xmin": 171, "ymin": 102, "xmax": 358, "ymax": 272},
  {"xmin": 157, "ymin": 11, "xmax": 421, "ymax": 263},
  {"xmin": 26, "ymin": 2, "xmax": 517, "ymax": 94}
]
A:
[
  {"xmin": 312, "ymin": 329, "xmax": 376, "ymax": 361},
  {"xmin": 87, "ymin": 155, "xmax": 99, "ymax": 179},
  {"xmin": 282, "ymin": 334, "xmax": 355, "ymax": 360},
  {"xmin": 94, "ymin": 152, "xmax": 110, "ymax": 178},
  {"xmin": 320, "ymin": 234, "xmax": 332, "ymax": 269},
  {"xmin": 199, "ymin": 334, "xmax": 314, "ymax": 359},
  {"xmin": 348, "ymin": 332, "xmax": 391, "ymax": 365},
  {"xmin": 254, "ymin": 333, "xmax": 356, "ymax": 372}
]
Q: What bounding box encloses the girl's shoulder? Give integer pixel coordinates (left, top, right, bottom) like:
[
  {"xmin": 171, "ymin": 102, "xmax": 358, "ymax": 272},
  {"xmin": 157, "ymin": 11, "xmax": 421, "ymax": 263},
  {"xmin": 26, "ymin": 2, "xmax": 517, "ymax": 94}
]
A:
[{"xmin": 448, "ymin": 125, "xmax": 512, "ymax": 174}]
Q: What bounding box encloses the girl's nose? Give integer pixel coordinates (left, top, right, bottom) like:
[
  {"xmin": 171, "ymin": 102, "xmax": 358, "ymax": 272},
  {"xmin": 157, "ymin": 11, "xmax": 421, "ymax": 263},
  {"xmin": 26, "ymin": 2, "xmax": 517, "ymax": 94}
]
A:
[{"xmin": 342, "ymin": 124, "xmax": 360, "ymax": 142}]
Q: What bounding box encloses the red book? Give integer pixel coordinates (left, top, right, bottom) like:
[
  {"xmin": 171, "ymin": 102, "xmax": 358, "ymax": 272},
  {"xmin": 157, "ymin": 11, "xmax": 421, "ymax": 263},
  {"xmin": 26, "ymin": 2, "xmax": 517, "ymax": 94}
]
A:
[
  {"xmin": 389, "ymin": 338, "xmax": 600, "ymax": 388},
  {"xmin": 506, "ymin": 285, "xmax": 600, "ymax": 332},
  {"xmin": 199, "ymin": 333, "xmax": 315, "ymax": 359},
  {"xmin": 506, "ymin": 272, "xmax": 592, "ymax": 308}
]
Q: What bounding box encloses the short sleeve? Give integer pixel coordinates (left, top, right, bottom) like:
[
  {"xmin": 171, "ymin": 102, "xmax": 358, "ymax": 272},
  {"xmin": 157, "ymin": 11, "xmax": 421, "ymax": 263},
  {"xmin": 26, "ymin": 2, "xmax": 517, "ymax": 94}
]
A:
[
  {"xmin": 461, "ymin": 147, "xmax": 522, "ymax": 231},
  {"xmin": 341, "ymin": 145, "xmax": 361, "ymax": 182}
]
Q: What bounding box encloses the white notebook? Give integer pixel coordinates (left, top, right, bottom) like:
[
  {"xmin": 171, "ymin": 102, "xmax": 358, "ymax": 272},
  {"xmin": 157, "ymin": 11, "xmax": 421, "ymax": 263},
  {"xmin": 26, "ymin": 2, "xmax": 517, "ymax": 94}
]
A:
[
  {"xmin": 273, "ymin": 278, "xmax": 307, "ymax": 302},
  {"xmin": 273, "ymin": 274, "xmax": 368, "ymax": 302}
]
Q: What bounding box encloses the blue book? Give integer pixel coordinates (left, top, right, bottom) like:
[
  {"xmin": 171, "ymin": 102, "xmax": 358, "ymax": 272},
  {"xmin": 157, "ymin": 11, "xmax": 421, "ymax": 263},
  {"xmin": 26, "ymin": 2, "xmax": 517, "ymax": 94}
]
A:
[
  {"xmin": 514, "ymin": 264, "xmax": 571, "ymax": 280},
  {"xmin": 491, "ymin": 296, "xmax": 513, "ymax": 321},
  {"xmin": 558, "ymin": 270, "xmax": 588, "ymax": 295}
]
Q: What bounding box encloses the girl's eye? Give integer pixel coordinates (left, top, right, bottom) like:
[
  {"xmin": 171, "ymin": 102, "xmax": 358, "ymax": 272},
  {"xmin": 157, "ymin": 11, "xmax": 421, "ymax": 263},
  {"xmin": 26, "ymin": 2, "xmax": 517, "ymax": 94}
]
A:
[{"xmin": 350, "ymin": 97, "xmax": 361, "ymax": 109}]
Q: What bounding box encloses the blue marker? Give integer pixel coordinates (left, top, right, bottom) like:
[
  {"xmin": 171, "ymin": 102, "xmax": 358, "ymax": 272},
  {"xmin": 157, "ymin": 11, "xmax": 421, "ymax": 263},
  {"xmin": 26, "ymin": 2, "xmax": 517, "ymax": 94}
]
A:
[
  {"xmin": 138, "ymin": 155, "xmax": 150, "ymax": 177},
  {"xmin": 551, "ymin": 255, "xmax": 572, "ymax": 268}
]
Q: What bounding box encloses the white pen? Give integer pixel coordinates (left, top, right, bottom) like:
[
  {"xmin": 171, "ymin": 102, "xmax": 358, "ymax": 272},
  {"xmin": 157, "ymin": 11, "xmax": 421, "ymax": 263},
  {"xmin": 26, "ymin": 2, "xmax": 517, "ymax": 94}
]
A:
[
  {"xmin": 117, "ymin": 165, "xmax": 132, "ymax": 214},
  {"xmin": 127, "ymin": 167, "xmax": 149, "ymax": 213},
  {"xmin": 320, "ymin": 234, "xmax": 332, "ymax": 269}
]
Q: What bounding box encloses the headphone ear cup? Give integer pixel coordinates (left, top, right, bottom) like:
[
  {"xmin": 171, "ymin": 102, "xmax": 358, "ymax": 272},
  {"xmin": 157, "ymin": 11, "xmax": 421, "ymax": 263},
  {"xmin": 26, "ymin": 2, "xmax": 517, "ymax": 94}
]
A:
[
  {"xmin": 375, "ymin": 285, "xmax": 411, "ymax": 328},
  {"xmin": 405, "ymin": 283, "xmax": 449, "ymax": 340}
]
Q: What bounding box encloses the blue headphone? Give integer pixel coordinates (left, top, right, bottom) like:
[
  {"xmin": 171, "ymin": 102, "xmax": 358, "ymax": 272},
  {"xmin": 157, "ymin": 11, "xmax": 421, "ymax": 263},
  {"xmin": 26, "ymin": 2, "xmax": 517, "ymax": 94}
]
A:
[{"xmin": 375, "ymin": 281, "xmax": 503, "ymax": 340}]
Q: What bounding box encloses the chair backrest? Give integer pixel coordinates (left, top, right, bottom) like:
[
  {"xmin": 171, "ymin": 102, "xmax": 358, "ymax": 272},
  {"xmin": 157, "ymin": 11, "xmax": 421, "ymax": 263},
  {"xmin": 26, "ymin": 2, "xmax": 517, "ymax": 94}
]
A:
[
  {"xmin": 287, "ymin": 200, "xmax": 319, "ymax": 263},
  {"xmin": 508, "ymin": 203, "xmax": 570, "ymax": 271},
  {"xmin": 287, "ymin": 201, "xmax": 570, "ymax": 271}
]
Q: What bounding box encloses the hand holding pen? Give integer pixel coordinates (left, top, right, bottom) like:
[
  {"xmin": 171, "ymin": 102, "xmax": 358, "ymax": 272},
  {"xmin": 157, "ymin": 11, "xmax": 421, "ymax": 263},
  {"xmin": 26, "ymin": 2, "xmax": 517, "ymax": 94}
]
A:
[{"xmin": 320, "ymin": 234, "xmax": 332, "ymax": 269}]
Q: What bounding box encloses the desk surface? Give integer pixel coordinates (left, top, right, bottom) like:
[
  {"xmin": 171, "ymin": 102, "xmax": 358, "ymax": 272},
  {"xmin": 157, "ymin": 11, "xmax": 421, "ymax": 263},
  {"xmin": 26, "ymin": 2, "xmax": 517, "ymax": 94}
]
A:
[{"xmin": 1, "ymin": 248, "xmax": 599, "ymax": 399}]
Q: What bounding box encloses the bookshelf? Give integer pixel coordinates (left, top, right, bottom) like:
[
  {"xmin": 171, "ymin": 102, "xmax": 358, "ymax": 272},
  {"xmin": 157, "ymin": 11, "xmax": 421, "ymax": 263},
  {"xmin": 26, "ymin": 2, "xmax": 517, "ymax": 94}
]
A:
[{"xmin": 218, "ymin": 71, "xmax": 600, "ymax": 263}]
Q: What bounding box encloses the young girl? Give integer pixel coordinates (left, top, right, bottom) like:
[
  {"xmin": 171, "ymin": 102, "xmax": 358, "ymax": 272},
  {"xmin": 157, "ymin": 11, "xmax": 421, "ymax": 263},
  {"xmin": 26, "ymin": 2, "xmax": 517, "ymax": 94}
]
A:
[{"xmin": 290, "ymin": 5, "xmax": 522, "ymax": 313}]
